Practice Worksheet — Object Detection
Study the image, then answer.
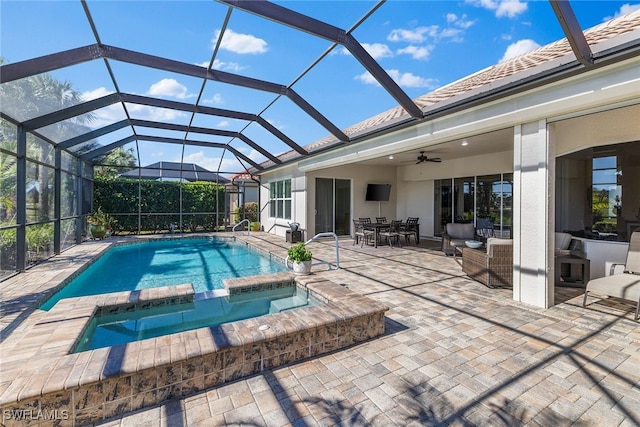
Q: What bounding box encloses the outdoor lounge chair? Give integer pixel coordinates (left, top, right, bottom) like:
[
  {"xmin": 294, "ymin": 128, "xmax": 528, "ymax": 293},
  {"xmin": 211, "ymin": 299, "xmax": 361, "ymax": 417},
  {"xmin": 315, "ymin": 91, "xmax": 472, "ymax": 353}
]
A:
[
  {"xmin": 462, "ymin": 237, "xmax": 513, "ymax": 288},
  {"xmin": 583, "ymin": 231, "xmax": 640, "ymax": 320},
  {"xmin": 441, "ymin": 223, "xmax": 476, "ymax": 255}
]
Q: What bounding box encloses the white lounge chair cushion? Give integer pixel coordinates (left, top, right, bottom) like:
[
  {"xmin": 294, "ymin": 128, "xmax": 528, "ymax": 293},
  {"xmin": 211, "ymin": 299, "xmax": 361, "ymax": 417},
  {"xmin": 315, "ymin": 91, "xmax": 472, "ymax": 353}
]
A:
[{"xmin": 585, "ymin": 273, "xmax": 640, "ymax": 302}]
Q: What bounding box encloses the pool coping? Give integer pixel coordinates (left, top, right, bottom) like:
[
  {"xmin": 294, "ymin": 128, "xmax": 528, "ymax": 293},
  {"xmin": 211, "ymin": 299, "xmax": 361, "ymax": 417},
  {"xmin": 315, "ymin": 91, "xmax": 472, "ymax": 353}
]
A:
[{"xmin": 0, "ymin": 268, "xmax": 388, "ymax": 426}]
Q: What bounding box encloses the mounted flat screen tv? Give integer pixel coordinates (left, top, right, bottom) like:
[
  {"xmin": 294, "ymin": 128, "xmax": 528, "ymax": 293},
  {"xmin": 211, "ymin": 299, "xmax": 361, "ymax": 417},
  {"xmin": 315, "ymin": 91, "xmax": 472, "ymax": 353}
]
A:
[{"xmin": 365, "ymin": 184, "xmax": 391, "ymax": 201}]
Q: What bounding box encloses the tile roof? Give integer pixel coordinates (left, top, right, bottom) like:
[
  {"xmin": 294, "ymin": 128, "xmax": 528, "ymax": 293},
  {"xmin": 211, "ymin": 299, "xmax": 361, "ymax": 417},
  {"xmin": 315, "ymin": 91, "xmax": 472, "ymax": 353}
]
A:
[{"xmin": 258, "ymin": 9, "xmax": 640, "ymax": 171}]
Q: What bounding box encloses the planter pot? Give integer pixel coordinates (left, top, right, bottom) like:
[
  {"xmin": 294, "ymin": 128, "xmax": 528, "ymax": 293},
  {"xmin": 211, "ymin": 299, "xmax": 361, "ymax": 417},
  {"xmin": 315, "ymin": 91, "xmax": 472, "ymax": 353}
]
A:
[
  {"xmin": 292, "ymin": 260, "xmax": 312, "ymax": 275},
  {"xmin": 250, "ymin": 222, "xmax": 261, "ymax": 231},
  {"xmin": 90, "ymin": 225, "xmax": 106, "ymax": 240}
]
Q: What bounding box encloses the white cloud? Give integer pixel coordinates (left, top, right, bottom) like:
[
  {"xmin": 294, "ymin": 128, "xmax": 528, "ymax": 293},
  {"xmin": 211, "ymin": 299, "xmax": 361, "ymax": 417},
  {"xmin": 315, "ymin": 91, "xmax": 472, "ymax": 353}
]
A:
[
  {"xmin": 126, "ymin": 103, "xmax": 186, "ymax": 122},
  {"xmin": 466, "ymin": 0, "xmax": 528, "ymax": 18},
  {"xmin": 388, "ymin": 25, "xmax": 463, "ymax": 43},
  {"xmin": 202, "ymin": 93, "xmax": 224, "ymax": 105},
  {"xmin": 362, "ymin": 43, "xmax": 393, "ymax": 59},
  {"xmin": 180, "ymin": 150, "xmax": 249, "ymax": 174},
  {"xmin": 609, "ymin": 3, "xmax": 640, "ymax": 19},
  {"xmin": 355, "ymin": 71, "xmax": 379, "ymax": 86},
  {"xmin": 211, "ymin": 59, "xmax": 245, "ymax": 72},
  {"xmin": 500, "ymin": 39, "xmax": 541, "ymax": 62},
  {"xmin": 355, "ymin": 70, "xmax": 437, "ymax": 89},
  {"xmin": 447, "ymin": 13, "xmax": 475, "ymax": 29},
  {"xmin": 217, "ymin": 120, "xmax": 231, "ymax": 128},
  {"xmin": 215, "ymin": 29, "xmax": 267, "ymax": 54},
  {"xmin": 80, "ymin": 87, "xmax": 127, "ymax": 128},
  {"xmin": 397, "ymin": 45, "xmax": 434, "ymax": 61},
  {"xmin": 147, "ymin": 78, "xmax": 192, "ymax": 99},
  {"xmin": 388, "ymin": 27, "xmax": 432, "ymax": 43},
  {"xmin": 387, "ymin": 70, "xmax": 438, "ymax": 89},
  {"xmin": 81, "ymin": 87, "xmax": 113, "ymax": 101}
]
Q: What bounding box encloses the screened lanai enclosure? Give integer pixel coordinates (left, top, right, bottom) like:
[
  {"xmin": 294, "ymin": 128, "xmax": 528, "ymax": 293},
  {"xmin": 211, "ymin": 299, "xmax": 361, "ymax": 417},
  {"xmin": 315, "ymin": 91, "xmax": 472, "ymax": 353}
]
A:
[{"xmin": 1, "ymin": 0, "xmax": 637, "ymax": 279}]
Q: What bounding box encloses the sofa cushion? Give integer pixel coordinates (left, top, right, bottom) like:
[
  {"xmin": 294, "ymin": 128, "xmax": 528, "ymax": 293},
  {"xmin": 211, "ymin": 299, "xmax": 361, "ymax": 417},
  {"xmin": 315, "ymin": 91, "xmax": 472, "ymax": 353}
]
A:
[{"xmin": 446, "ymin": 223, "xmax": 475, "ymax": 240}]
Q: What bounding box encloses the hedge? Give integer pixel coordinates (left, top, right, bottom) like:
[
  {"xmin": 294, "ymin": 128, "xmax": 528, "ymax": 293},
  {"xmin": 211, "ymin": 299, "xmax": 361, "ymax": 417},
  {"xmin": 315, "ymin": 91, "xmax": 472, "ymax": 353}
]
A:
[{"xmin": 93, "ymin": 177, "xmax": 226, "ymax": 233}]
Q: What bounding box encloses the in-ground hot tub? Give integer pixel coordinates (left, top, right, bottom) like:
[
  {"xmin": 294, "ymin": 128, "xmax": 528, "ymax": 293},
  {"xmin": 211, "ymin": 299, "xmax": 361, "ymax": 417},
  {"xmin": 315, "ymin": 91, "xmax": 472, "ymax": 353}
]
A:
[{"xmin": 0, "ymin": 272, "xmax": 388, "ymax": 426}]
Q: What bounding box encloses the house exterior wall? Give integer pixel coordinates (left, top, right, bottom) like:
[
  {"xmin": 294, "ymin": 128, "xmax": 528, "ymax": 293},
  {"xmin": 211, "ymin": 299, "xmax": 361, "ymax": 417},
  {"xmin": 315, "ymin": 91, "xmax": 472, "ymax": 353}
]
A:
[
  {"xmin": 305, "ymin": 164, "xmax": 397, "ymax": 236},
  {"xmin": 258, "ymin": 57, "xmax": 640, "ymax": 309},
  {"xmin": 258, "ymin": 164, "xmax": 306, "ymax": 238}
]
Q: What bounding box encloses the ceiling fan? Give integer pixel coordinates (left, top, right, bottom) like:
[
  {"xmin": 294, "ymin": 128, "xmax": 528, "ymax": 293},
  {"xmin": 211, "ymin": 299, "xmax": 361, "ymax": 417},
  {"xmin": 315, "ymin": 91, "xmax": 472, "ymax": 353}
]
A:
[{"xmin": 415, "ymin": 151, "xmax": 441, "ymax": 164}]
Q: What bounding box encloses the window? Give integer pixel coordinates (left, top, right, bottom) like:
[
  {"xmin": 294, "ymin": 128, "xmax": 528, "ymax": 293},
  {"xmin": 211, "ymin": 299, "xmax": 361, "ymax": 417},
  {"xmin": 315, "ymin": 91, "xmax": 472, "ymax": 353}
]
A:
[
  {"xmin": 591, "ymin": 155, "xmax": 620, "ymax": 236},
  {"xmin": 556, "ymin": 141, "xmax": 639, "ymax": 242},
  {"xmin": 269, "ymin": 179, "xmax": 291, "ymax": 219}
]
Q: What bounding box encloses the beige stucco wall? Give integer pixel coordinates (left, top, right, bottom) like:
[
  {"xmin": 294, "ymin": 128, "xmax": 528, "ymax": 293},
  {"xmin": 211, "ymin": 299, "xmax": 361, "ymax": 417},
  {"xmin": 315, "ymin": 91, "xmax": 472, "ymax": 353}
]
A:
[{"xmin": 305, "ymin": 164, "xmax": 397, "ymax": 236}]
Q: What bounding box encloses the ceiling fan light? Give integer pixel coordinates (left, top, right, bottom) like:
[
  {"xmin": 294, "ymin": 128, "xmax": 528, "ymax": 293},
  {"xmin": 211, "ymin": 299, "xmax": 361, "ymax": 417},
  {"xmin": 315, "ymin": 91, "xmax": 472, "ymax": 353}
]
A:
[{"xmin": 461, "ymin": 140, "xmax": 469, "ymax": 146}]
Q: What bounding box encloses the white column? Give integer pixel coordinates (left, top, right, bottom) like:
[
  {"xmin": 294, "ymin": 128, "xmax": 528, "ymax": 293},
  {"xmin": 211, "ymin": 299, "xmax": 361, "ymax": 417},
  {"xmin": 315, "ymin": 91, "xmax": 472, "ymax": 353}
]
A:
[{"xmin": 512, "ymin": 120, "xmax": 555, "ymax": 308}]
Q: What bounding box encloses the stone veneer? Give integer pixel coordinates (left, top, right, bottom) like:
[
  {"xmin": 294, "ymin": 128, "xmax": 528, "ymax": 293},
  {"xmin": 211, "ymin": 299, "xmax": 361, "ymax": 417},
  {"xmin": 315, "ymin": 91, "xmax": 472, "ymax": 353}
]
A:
[{"xmin": 0, "ymin": 273, "xmax": 388, "ymax": 426}]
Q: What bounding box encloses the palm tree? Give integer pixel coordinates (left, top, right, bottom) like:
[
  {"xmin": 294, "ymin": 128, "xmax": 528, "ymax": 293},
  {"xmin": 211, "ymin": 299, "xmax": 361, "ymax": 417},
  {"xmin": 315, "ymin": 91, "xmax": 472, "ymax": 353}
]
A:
[
  {"xmin": 95, "ymin": 147, "xmax": 138, "ymax": 178},
  {"xmin": 1, "ymin": 58, "xmax": 93, "ymax": 222}
]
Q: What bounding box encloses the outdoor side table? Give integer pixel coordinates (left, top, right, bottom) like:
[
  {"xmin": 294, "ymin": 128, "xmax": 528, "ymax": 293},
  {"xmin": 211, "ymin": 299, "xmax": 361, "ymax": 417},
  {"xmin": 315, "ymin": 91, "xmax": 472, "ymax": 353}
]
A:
[
  {"xmin": 555, "ymin": 255, "xmax": 590, "ymax": 287},
  {"xmin": 286, "ymin": 229, "xmax": 303, "ymax": 243}
]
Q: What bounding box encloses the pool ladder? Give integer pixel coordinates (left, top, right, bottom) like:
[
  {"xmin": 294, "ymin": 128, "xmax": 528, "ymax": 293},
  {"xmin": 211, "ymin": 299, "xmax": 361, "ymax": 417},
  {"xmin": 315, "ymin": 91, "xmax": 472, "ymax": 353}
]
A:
[
  {"xmin": 232, "ymin": 219, "xmax": 250, "ymax": 236},
  {"xmin": 299, "ymin": 232, "xmax": 340, "ymax": 271}
]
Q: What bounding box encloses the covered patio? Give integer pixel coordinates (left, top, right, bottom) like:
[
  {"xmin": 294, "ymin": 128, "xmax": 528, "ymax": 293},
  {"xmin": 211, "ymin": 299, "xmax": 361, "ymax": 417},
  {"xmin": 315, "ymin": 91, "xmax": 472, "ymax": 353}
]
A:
[{"xmin": 0, "ymin": 233, "xmax": 638, "ymax": 425}]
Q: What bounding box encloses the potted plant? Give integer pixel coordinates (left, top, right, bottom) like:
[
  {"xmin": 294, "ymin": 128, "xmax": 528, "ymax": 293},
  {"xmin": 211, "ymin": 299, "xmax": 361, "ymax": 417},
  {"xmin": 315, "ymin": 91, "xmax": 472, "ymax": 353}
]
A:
[
  {"xmin": 287, "ymin": 242, "xmax": 312, "ymax": 275},
  {"xmin": 87, "ymin": 207, "xmax": 116, "ymax": 239}
]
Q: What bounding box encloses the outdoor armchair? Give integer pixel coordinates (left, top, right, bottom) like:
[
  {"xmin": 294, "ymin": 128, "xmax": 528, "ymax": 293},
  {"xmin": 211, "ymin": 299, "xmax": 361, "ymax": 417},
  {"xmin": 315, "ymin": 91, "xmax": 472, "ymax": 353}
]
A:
[
  {"xmin": 441, "ymin": 223, "xmax": 476, "ymax": 255},
  {"xmin": 462, "ymin": 238, "xmax": 513, "ymax": 288},
  {"xmin": 555, "ymin": 232, "xmax": 585, "ymax": 258}
]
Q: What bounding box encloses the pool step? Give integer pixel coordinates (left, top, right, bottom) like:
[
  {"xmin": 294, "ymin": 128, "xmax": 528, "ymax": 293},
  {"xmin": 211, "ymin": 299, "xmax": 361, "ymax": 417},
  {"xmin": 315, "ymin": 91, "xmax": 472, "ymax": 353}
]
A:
[{"xmin": 269, "ymin": 292, "xmax": 311, "ymax": 314}]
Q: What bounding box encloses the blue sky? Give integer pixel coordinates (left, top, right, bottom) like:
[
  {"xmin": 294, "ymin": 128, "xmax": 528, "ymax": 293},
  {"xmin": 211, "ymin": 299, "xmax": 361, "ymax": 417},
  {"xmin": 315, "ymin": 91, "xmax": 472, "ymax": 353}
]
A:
[{"xmin": 2, "ymin": 0, "xmax": 639, "ymax": 175}]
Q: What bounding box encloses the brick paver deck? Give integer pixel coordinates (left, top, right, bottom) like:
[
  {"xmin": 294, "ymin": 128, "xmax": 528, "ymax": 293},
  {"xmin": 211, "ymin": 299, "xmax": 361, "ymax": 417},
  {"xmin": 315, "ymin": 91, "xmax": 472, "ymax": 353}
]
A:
[{"xmin": 1, "ymin": 232, "xmax": 638, "ymax": 426}]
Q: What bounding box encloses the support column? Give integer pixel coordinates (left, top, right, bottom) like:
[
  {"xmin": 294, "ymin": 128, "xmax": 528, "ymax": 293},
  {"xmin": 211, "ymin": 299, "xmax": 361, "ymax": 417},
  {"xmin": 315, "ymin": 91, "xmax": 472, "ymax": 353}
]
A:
[
  {"xmin": 16, "ymin": 125, "xmax": 26, "ymax": 272},
  {"xmin": 54, "ymin": 148, "xmax": 61, "ymax": 254},
  {"xmin": 512, "ymin": 120, "xmax": 555, "ymax": 308}
]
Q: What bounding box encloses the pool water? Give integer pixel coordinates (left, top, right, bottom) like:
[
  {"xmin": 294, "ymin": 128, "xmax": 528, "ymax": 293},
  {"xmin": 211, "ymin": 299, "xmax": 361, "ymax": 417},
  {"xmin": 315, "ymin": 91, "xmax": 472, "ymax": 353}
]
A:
[
  {"xmin": 40, "ymin": 238, "xmax": 288, "ymax": 311},
  {"xmin": 74, "ymin": 287, "xmax": 319, "ymax": 352}
]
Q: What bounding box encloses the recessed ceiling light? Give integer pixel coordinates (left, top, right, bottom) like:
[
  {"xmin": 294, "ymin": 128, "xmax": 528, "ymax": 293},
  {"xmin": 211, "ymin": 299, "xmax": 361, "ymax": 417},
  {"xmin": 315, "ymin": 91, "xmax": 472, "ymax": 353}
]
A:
[
  {"xmin": 461, "ymin": 140, "xmax": 469, "ymax": 146},
  {"xmin": 388, "ymin": 155, "xmax": 394, "ymax": 160}
]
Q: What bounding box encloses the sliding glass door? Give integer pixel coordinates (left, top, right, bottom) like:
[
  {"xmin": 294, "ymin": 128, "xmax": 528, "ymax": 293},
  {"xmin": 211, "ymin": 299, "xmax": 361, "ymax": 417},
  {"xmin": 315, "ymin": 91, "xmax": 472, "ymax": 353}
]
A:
[
  {"xmin": 315, "ymin": 178, "xmax": 351, "ymax": 236},
  {"xmin": 434, "ymin": 173, "xmax": 512, "ymax": 237}
]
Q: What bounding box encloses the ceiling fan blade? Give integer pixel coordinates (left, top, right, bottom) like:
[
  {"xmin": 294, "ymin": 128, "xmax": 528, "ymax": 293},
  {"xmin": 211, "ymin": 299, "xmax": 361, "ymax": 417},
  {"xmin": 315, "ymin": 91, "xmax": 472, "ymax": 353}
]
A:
[{"xmin": 427, "ymin": 158, "xmax": 442, "ymax": 162}]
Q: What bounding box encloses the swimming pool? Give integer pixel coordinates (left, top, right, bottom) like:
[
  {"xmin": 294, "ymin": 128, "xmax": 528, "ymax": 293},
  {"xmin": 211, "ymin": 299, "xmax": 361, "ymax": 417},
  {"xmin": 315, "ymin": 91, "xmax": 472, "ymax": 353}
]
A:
[
  {"xmin": 40, "ymin": 237, "xmax": 288, "ymax": 310},
  {"xmin": 74, "ymin": 286, "xmax": 319, "ymax": 352}
]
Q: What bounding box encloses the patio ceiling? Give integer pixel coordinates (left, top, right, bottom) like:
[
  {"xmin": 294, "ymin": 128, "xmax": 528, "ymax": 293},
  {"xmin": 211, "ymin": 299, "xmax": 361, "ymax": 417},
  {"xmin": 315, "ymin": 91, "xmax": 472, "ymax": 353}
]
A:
[{"xmin": 0, "ymin": 0, "xmax": 636, "ymax": 177}]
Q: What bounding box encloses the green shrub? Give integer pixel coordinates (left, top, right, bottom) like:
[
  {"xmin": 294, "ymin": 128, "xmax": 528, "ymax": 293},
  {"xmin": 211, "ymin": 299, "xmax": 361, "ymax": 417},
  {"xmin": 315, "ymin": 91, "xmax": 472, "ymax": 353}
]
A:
[{"xmin": 287, "ymin": 242, "xmax": 312, "ymax": 262}]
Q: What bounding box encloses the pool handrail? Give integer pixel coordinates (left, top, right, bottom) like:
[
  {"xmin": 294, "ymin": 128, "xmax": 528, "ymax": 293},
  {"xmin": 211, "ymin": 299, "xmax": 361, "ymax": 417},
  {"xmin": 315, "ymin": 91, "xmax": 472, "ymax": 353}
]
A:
[
  {"xmin": 232, "ymin": 219, "xmax": 250, "ymax": 236},
  {"xmin": 304, "ymin": 232, "xmax": 340, "ymax": 270}
]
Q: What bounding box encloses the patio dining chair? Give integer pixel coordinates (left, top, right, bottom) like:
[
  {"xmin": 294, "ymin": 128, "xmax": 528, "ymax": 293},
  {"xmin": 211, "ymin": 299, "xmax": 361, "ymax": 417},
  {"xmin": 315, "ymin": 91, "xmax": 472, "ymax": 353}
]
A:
[
  {"xmin": 399, "ymin": 217, "xmax": 419, "ymax": 245},
  {"xmin": 375, "ymin": 216, "xmax": 387, "ymax": 223},
  {"xmin": 352, "ymin": 219, "xmax": 374, "ymax": 247},
  {"xmin": 379, "ymin": 220, "xmax": 403, "ymax": 248},
  {"xmin": 583, "ymin": 231, "xmax": 640, "ymax": 320}
]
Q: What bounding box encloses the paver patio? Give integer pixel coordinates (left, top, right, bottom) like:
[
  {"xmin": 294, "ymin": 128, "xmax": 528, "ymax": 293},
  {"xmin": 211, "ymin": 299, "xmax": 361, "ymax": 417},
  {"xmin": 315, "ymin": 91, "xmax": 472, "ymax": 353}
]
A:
[{"xmin": 1, "ymin": 232, "xmax": 638, "ymax": 426}]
